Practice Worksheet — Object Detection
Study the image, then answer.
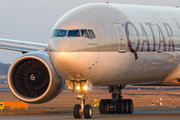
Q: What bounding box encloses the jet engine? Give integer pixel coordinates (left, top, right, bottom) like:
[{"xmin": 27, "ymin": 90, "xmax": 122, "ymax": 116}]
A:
[{"xmin": 8, "ymin": 52, "xmax": 65, "ymax": 103}]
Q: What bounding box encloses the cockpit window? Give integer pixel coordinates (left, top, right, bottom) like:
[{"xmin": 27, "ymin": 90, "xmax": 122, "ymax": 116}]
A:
[
  {"xmin": 57, "ymin": 30, "xmax": 67, "ymax": 37},
  {"xmin": 88, "ymin": 30, "xmax": 96, "ymax": 39},
  {"xmin": 50, "ymin": 29, "xmax": 96, "ymax": 39},
  {"xmin": 81, "ymin": 29, "xmax": 89, "ymax": 38},
  {"xmin": 50, "ymin": 29, "xmax": 59, "ymax": 38},
  {"xmin": 68, "ymin": 30, "xmax": 80, "ymax": 37}
]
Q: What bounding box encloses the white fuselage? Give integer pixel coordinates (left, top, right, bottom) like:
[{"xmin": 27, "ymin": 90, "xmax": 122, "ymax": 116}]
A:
[{"xmin": 49, "ymin": 3, "xmax": 180, "ymax": 86}]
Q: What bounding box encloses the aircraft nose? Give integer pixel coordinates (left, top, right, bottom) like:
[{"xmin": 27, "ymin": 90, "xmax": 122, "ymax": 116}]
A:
[
  {"xmin": 49, "ymin": 38, "xmax": 79, "ymax": 66},
  {"xmin": 50, "ymin": 38, "xmax": 79, "ymax": 52}
]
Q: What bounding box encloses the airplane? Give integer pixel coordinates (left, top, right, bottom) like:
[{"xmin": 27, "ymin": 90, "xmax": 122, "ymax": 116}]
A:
[{"xmin": 0, "ymin": 2, "xmax": 180, "ymax": 119}]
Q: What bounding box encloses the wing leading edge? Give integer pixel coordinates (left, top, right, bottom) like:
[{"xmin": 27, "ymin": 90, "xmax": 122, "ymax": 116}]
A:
[{"xmin": 0, "ymin": 38, "xmax": 48, "ymax": 53}]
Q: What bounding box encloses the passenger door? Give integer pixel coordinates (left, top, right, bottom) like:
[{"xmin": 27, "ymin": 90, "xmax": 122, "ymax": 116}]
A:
[{"xmin": 113, "ymin": 24, "xmax": 126, "ymax": 53}]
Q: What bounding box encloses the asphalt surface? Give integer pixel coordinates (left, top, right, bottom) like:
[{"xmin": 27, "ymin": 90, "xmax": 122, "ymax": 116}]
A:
[
  {"xmin": 0, "ymin": 108, "xmax": 180, "ymax": 120},
  {"xmin": 0, "ymin": 88, "xmax": 10, "ymax": 92}
]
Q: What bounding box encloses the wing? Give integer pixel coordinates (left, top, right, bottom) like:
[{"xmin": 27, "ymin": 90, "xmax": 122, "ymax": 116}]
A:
[{"xmin": 0, "ymin": 38, "xmax": 48, "ymax": 53}]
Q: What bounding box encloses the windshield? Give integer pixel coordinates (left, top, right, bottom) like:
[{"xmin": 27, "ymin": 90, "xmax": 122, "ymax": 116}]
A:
[
  {"xmin": 50, "ymin": 29, "xmax": 96, "ymax": 39},
  {"xmin": 57, "ymin": 30, "xmax": 67, "ymax": 37},
  {"xmin": 88, "ymin": 30, "xmax": 96, "ymax": 39},
  {"xmin": 68, "ymin": 30, "xmax": 80, "ymax": 37},
  {"xmin": 50, "ymin": 29, "xmax": 59, "ymax": 38},
  {"xmin": 81, "ymin": 29, "xmax": 89, "ymax": 38}
]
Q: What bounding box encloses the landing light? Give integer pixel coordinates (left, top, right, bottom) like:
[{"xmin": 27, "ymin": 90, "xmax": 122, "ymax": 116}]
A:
[
  {"xmin": 77, "ymin": 86, "xmax": 80, "ymax": 90},
  {"xmin": 83, "ymin": 86, "xmax": 88, "ymax": 90}
]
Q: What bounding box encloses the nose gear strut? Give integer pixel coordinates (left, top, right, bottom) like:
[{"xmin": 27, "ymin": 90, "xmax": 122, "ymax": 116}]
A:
[{"xmin": 68, "ymin": 80, "xmax": 93, "ymax": 119}]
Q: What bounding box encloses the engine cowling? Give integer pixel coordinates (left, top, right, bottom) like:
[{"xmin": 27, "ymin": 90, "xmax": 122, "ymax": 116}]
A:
[{"xmin": 8, "ymin": 52, "xmax": 65, "ymax": 103}]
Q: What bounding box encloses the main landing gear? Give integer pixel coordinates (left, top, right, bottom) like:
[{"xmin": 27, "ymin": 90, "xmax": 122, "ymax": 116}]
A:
[
  {"xmin": 68, "ymin": 80, "xmax": 93, "ymax": 119},
  {"xmin": 99, "ymin": 85, "xmax": 133, "ymax": 114}
]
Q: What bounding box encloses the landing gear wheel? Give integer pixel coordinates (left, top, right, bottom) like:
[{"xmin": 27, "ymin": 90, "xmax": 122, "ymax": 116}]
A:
[
  {"xmin": 84, "ymin": 104, "xmax": 93, "ymax": 119},
  {"xmin": 116, "ymin": 99, "xmax": 125, "ymax": 114},
  {"xmin": 99, "ymin": 99, "xmax": 108, "ymax": 114},
  {"xmin": 106, "ymin": 99, "xmax": 115, "ymax": 114},
  {"xmin": 124, "ymin": 99, "xmax": 129, "ymax": 114},
  {"xmin": 127, "ymin": 99, "xmax": 133, "ymax": 114},
  {"xmin": 73, "ymin": 104, "xmax": 82, "ymax": 119}
]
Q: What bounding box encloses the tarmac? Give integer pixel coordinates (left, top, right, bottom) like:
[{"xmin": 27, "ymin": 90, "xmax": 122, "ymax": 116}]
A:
[{"xmin": 0, "ymin": 108, "xmax": 180, "ymax": 120}]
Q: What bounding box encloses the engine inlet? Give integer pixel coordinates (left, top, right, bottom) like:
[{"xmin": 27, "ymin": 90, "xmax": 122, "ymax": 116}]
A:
[{"xmin": 14, "ymin": 60, "xmax": 49, "ymax": 98}]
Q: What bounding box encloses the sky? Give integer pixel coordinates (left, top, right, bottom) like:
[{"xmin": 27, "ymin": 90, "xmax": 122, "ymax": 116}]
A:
[{"xmin": 0, "ymin": 0, "xmax": 180, "ymax": 64}]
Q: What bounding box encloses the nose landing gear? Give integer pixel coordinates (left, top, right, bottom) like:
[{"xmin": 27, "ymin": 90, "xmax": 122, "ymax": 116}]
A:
[
  {"xmin": 73, "ymin": 92, "xmax": 93, "ymax": 119},
  {"xmin": 68, "ymin": 80, "xmax": 93, "ymax": 119}
]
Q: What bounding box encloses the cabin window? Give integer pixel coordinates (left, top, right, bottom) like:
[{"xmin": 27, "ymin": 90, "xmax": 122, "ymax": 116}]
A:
[
  {"xmin": 57, "ymin": 30, "xmax": 67, "ymax": 37},
  {"xmin": 81, "ymin": 29, "xmax": 89, "ymax": 38},
  {"xmin": 68, "ymin": 30, "xmax": 80, "ymax": 37},
  {"xmin": 88, "ymin": 30, "xmax": 96, "ymax": 39}
]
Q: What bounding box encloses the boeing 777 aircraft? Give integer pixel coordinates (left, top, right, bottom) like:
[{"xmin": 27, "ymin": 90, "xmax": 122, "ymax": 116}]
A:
[{"xmin": 1, "ymin": 3, "xmax": 180, "ymax": 119}]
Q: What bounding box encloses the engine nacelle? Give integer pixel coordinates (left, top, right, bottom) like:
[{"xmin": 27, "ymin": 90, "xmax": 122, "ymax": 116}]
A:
[{"xmin": 8, "ymin": 52, "xmax": 65, "ymax": 103}]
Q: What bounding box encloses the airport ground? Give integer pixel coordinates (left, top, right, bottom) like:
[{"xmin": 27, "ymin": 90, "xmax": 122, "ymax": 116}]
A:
[
  {"xmin": 1, "ymin": 84, "xmax": 180, "ymax": 107},
  {"xmin": 1, "ymin": 108, "xmax": 180, "ymax": 120},
  {"xmin": 1, "ymin": 84, "xmax": 180, "ymax": 119}
]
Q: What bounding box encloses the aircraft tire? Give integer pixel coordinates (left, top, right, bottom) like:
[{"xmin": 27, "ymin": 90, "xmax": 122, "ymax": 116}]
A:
[
  {"xmin": 106, "ymin": 99, "xmax": 115, "ymax": 114},
  {"xmin": 84, "ymin": 104, "xmax": 93, "ymax": 119},
  {"xmin": 99, "ymin": 99, "xmax": 108, "ymax": 114},
  {"xmin": 116, "ymin": 99, "xmax": 124, "ymax": 114},
  {"xmin": 73, "ymin": 104, "xmax": 82, "ymax": 119},
  {"xmin": 127, "ymin": 99, "xmax": 133, "ymax": 114},
  {"xmin": 124, "ymin": 99, "xmax": 129, "ymax": 114}
]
